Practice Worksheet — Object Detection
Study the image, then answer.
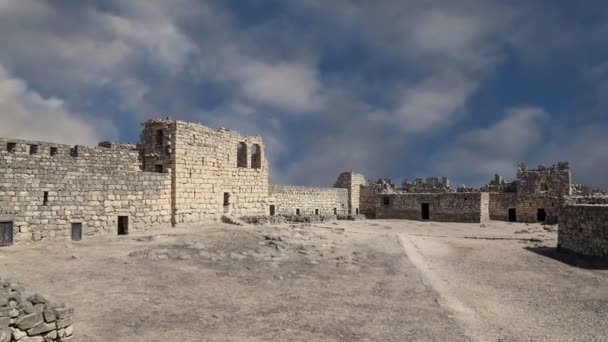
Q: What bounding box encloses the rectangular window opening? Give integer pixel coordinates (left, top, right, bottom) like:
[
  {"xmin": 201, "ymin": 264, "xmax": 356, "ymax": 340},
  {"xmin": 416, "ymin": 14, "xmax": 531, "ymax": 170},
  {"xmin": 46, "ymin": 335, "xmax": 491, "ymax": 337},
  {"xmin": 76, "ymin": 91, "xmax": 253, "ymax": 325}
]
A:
[
  {"xmin": 6, "ymin": 142, "xmax": 16, "ymax": 153},
  {"xmin": 156, "ymin": 130, "xmax": 164, "ymax": 146},
  {"xmin": 29, "ymin": 145, "xmax": 38, "ymax": 155},
  {"xmin": 333, "ymin": 208, "xmax": 337, "ymax": 214},
  {"xmin": 0, "ymin": 221, "xmax": 14, "ymax": 246},
  {"xmin": 43, "ymin": 191, "xmax": 49, "ymax": 206},
  {"xmin": 155, "ymin": 164, "xmax": 163, "ymax": 173},
  {"xmin": 70, "ymin": 146, "xmax": 78, "ymax": 157},
  {"xmin": 270, "ymin": 205, "xmax": 276, "ymax": 216},
  {"xmin": 383, "ymin": 196, "xmax": 390, "ymax": 206},
  {"xmin": 296, "ymin": 209, "xmax": 300, "ymax": 216},
  {"xmin": 50, "ymin": 147, "xmax": 58, "ymax": 156},
  {"xmin": 315, "ymin": 209, "xmax": 319, "ymax": 215}
]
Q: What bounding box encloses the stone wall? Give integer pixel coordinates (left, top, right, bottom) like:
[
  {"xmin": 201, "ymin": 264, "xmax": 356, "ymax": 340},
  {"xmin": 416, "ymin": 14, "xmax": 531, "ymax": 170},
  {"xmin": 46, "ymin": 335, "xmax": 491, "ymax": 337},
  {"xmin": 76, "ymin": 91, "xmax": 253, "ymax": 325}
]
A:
[
  {"xmin": 0, "ymin": 138, "xmax": 172, "ymax": 243},
  {"xmin": 269, "ymin": 185, "xmax": 349, "ymax": 216},
  {"xmin": 516, "ymin": 162, "xmax": 571, "ymax": 196},
  {"xmin": 359, "ymin": 183, "xmax": 382, "ymax": 218},
  {"xmin": 558, "ymin": 204, "xmax": 608, "ymax": 257},
  {"xmin": 516, "ymin": 194, "xmax": 562, "ymax": 224},
  {"xmin": 141, "ymin": 120, "xmax": 269, "ymax": 224},
  {"xmin": 375, "ymin": 192, "xmax": 488, "ymax": 223},
  {"xmin": 334, "ymin": 172, "xmax": 368, "ymax": 215},
  {"xmin": 488, "ymin": 193, "xmax": 517, "ymax": 221},
  {"xmin": 0, "ymin": 277, "xmax": 74, "ymax": 341}
]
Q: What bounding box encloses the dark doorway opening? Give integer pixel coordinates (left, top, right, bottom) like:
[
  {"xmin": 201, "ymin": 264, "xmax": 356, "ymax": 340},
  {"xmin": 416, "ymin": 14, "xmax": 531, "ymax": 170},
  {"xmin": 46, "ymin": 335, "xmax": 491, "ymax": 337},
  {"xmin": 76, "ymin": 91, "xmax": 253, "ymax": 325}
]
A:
[
  {"xmin": 508, "ymin": 208, "xmax": 517, "ymax": 222},
  {"xmin": 421, "ymin": 203, "xmax": 430, "ymax": 220},
  {"xmin": 537, "ymin": 208, "xmax": 547, "ymax": 222},
  {"xmin": 296, "ymin": 209, "xmax": 300, "ymax": 216},
  {"xmin": 117, "ymin": 216, "xmax": 129, "ymax": 235},
  {"xmin": 383, "ymin": 196, "xmax": 390, "ymax": 206},
  {"xmin": 223, "ymin": 193, "xmax": 230, "ymax": 213},
  {"xmin": 71, "ymin": 223, "xmax": 82, "ymax": 241},
  {"xmin": 270, "ymin": 205, "xmax": 275, "ymax": 216},
  {"xmin": 333, "ymin": 208, "xmax": 337, "ymax": 214},
  {"xmin": 315, "ymin": 209, "xmax": 319, "ymax": 215},
  {"xmin": 356, "ymin": 208, "xmax": 359, "ymax": 215},
  {"xmin": 0, "ymin": 221, "xmax": 13, "ymax": 246}
]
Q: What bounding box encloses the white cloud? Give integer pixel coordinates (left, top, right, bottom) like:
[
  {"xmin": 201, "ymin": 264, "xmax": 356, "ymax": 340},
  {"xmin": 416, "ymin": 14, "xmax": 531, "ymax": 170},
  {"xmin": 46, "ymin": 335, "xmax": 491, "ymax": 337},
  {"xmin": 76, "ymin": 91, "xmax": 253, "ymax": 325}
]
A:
[
  {"xmin": 233, "ymin": 61, "xmax": 324, "ymax": 112},
  {"xmin": 0, "ymin": 65, "xmax": 115, "ymax": 145}
]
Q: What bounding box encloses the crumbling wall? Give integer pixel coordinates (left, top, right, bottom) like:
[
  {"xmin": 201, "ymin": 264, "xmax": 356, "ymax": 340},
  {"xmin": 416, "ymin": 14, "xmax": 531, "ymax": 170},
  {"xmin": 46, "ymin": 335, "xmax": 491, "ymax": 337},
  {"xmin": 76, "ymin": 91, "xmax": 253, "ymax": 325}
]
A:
[
  {"xmin": 402, "ymin": 177, "xmax": 452, "ymax": 193},
  {"xmin": 359, "ymin": 184, "xmax": 382, "ymax": 218},
  {"xmin": 516, "ymin": 162, "xmax": 572, "ymax": 196},
  {"xmin": 0, "ymin": 139, "xmax": 172, "ymax": 243},
  {"xmin": 558, "ymin": 204, "xmax": 608, "ymax": 257},
  {"xmin": 0, "ymin": 278, "xmax": 74, "ymax": 341},
  {"xmin": 269, "ymin": 185, "xmax": 348, "ymax": 216},
  {"xmin": 375, "ymin": 193, "xmax": 487, "ymax": 223}
]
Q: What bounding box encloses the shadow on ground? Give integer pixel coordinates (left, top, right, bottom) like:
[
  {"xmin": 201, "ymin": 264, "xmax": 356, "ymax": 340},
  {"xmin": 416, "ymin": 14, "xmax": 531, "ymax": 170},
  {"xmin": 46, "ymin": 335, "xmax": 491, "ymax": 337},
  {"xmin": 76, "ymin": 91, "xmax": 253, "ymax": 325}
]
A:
[{"xmin": 525, "ymin": 246, "xmax": 608, "ymax": 270}]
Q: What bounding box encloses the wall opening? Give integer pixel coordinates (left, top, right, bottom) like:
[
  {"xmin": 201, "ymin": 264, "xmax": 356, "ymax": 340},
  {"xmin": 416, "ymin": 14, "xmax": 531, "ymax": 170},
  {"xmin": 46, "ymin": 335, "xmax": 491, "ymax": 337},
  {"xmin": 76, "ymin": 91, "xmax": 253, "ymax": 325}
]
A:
[
  {"xmin": 333, "ymin": 208, "xmax": 337, "ymax": 214},
  {"xmin": 356, "ymin": 208, "xmax": 359, "ymax": 215},
  {"xmin": 117, "ymin": 216, "xmax": 129, "ymax": 235},
  {"xmin": 421, "ymin": 203, "xmax": 430, "ymax": 220},
  {"xmin": 537, "ymin": 208, "xmax": 547, "ymax": 222},
  {"xmin": 50, "ymin": 147, "xmax": 58, "ymax": 156},
  {"xmin": 296, "ymin": 209, "xmax": 300, "ymax": 216},
  {"xmin": 155, "ymin": 164, "xmax": 163, "ymax": 173},
  {"xmin": 6, "ymin": 142, "xmax": 16, "ymax": 153},
  {"xmin": 237, "ymin": 142, "xmax": 247, "ymax": 168},
  {"xmin": 270, "ymin": 205, "xmax": 275, "ymax": 216},
  {"xmin": 315, "ymin": 209, "xmax": 319, "ymax": 215},
  {"xmin": 508, "ymin": 208, "xmax": 517, "ymax": 222},
  {"xmin": 540, "ymin": 182, "xmax": 549, "ymax": 193},
  {"xmin": 223, "ymin": 192, "xmax": 230, "ymax": 213},
  {"xmin": 156, "ymin": 130, "xmax": 164, "ymax": 146},
  {"xmin": 251, "ymin": 144, "xmax": 261, "ymax": 169},
  {"xmin": 70, "ymin": 146, "xmax": 78, "ymax": 157},
  {"xmin": 29, "ymin": 145, "xmax": 38, "ymax": 155},
  {"xmin": 71, "ymin": 223, "xmax": 82, "ymax": 241},
  {"xmin": 383, "ymin": 196, "xmax": 390, "ymax": 206},
  {"xmin": 43, "ymin": 192, "xmax": 49, "ymax": 206},
  {"xmin": 0, "ymin": 221, "xmax": 13, "ymax": 247}
]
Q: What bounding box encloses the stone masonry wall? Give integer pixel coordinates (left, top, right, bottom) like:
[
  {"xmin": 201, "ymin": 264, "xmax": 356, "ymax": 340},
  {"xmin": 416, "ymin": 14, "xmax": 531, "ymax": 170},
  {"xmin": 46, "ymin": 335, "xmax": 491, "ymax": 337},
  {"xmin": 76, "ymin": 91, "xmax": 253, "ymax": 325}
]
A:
[
  {"xmin": 359, "ymin": 184, "xmax": 382, "ymax": 218},
  {"xmin": 140, "ymin": 120, "xmax": 269, "ymax": 224},
  {"xmin": 375, "ymin": 193, "xmax": 487, "ymax": 223},
  {"xmin": 489, "ymin": 193, "xmax": 517, "ymax": 221},
  {"xmin": 0, "ymin": 139, "xmax": 172, "ymax": 243},
  {"xmin": 558, "ymin": 204, "xmax": 608, "ymax": 257},
  {"xmin": 0, "ymin": 277, "xmax": 74, "ymax": 341},
  {"xmin": 269, "ymin": 185, "xmax": 349, "ymax": 216},
  {"xmin": 334, "ymin": 172, "xmax": 368, "ymax": 215}
]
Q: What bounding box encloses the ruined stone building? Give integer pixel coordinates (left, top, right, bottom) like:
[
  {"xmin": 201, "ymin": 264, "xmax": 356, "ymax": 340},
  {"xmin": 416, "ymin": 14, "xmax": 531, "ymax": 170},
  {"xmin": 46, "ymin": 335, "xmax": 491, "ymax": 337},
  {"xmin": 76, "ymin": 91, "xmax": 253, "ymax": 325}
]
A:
[{"xmin": 0, "ymin": 118, "xmax": 605, "ymax": 257}]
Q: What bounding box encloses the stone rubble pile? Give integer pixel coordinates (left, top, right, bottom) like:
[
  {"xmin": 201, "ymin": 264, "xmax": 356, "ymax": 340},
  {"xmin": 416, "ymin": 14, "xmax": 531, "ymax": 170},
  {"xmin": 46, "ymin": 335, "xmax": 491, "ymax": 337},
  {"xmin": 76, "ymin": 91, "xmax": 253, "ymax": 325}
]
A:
[{"xmin": 0, "ymin": 278, "xmax": 74, "ymax": 342}]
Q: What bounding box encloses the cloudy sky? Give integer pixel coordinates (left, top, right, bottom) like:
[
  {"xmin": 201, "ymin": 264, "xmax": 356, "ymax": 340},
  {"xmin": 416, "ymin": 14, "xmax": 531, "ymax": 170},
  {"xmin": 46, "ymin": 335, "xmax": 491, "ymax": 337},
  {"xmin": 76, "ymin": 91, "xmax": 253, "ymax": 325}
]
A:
[{"xmin": 1, "ymin": 0, "xmax": 608, "ymax": 188}]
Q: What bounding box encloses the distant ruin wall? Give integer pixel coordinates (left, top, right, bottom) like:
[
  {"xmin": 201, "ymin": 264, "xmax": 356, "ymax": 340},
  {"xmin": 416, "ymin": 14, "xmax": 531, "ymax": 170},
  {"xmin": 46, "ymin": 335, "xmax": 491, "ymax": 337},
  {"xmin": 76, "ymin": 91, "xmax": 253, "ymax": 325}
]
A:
[
  {"xmin": 515, "ymin": 195, "xmax": 561, "ymax": 224},
  {"xmin": 360, "ymin": 184, "xmax": 381, "ymax": 218},
  {"xmin": 489, "ymin": 193, "xmax": 517, "ymax": 221},
  {"xmin": 558, "ymin": 204, "xmax": 608, "ymax": 257},
  {"xmin": 0, "ymin": 139, "xmax": 172, "ymax": 243},
  {"xmin": 335, "ymin": 172, "xmax": 368, "ymax": 215},
  {"xmin": 0, "ymin": 277, "xmax": 74, "ymax": 341},
  {"xmin": 375, "ymin": 193, "xmax": 488, "ymax": 223},
  {"xmin": 269, "ymin": 185, "xmax": 348, "ymax": 216}
]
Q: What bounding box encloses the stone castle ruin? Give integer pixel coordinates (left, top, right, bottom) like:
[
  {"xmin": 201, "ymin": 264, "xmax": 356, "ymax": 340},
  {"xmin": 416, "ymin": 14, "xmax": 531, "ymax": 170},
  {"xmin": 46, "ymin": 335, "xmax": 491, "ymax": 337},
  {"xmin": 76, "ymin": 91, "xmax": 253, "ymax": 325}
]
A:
[{"xmin": 0, "ymin": 118, "xmax": 606, "ymax": 257}]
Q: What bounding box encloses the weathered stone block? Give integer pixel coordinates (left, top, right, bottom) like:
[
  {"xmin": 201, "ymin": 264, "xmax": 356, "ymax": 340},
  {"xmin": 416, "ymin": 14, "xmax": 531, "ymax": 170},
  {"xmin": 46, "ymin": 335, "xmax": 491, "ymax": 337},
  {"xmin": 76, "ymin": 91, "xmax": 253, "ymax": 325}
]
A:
[
  {"xmin": 14, "ymin": 313, "xmax": 43, "ymax": 330},
  {"xmin": 27, "ymin": 322, "xmax": 56, "ymax": 335}
]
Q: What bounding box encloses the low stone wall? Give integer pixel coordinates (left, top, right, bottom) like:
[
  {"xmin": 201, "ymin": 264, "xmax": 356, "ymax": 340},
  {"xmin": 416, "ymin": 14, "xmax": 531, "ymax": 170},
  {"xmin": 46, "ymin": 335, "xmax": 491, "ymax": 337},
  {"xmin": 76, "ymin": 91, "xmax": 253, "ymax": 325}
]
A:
[
  {"xmin": 375, "ymin": 192, "xmax": 488, "ymax": 223},
  {"xmin": 269, "ymin": 185, "xmax": 349, "ymax": 216},
  {"xmin": 0, "ymin": 278, "xmax": 74, "ymax": 341},
  {"xmin": 558, "ymin": 204, "xmax": 608, "ymax": 257},
  {"xmin": 516, "ymin": 195, "xmax": 561, "ymax": 224}
]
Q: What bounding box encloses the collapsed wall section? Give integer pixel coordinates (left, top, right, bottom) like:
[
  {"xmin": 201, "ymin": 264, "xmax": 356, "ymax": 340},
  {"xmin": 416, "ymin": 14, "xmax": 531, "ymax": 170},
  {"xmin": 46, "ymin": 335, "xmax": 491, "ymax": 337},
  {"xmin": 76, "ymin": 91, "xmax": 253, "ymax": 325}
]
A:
[
  {"xmin": 375, "ymin": 193, "xmax": 488, "ymax": 223},
  {"xmin": 0, "ymin": 139, "xmax": 172, "ymax": 243},
  {"xmin": 558, "ymin": 203, "xmax": 608, "ymax": 257},
  {"xmin": 269, "ymin": 185, "xmax": 348, "ymax": 216}
]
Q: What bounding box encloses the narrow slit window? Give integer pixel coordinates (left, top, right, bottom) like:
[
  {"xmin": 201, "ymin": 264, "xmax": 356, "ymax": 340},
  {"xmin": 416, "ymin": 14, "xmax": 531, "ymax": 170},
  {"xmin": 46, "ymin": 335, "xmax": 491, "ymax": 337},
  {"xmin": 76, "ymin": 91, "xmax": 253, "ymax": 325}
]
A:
[
  {"xmin": 43, "ymin": 192, "xmax": 49, "ymax": 206},
  {"xmin": 156, "ymin": 130, "xmax": 164, "ymax": 146},
  {"xmin": 237, "ymin": 142, "xmax": 247, "ymax": 168},
  {"xmin": 251, "ymin": 144, "xmax": 261, "ymax": 169}
]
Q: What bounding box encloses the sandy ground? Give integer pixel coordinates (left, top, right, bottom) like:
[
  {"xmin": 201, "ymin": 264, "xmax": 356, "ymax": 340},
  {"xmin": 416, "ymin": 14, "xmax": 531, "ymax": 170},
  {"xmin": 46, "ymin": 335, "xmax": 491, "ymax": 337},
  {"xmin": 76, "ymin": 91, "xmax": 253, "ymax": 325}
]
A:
[{"xmin": 1, "ymin": 219, "xmax": 606, "ymax": 341}]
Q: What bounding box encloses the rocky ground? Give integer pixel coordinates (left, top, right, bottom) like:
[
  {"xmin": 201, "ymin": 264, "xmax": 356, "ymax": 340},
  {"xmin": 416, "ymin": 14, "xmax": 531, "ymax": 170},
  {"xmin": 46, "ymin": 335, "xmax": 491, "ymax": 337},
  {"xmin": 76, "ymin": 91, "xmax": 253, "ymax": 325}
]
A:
[{"xmin": 0, "ymin": 219, "xmax": 606, "ymax": 341}]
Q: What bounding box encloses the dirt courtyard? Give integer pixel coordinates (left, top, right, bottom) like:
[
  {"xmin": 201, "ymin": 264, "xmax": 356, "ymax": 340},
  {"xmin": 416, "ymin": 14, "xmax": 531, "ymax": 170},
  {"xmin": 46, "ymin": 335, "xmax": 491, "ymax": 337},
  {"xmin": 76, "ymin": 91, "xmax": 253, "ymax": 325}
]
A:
[{"xmin": 1, "ymin": 219, "xmax": 606, "ymax": 341}]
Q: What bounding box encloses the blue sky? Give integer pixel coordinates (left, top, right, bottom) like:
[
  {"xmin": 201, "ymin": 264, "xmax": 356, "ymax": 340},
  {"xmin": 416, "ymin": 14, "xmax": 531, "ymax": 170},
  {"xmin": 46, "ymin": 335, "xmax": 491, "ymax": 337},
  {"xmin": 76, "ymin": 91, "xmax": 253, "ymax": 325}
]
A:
[{"xmin": 1, "ymin": 0, "xmax": 608, "ymax": 188}]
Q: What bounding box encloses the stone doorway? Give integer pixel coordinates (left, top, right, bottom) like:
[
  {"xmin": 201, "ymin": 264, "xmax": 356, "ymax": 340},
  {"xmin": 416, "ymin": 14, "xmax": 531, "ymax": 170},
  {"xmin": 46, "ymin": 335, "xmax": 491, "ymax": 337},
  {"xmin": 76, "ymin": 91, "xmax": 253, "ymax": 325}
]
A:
[
  {"xmin": 117, "ymin": 216, "xmax": 129, "ymax": 235},
  {"xmin": 421, "ymin": 203, "xmax": 430, "ymax": 220},
  {"xmin": 0, "ymin": 221, "xmax": 13, "ymax": 246},
  {"xmin": 508, "ymin": 208, "xmax": 517, "ymax": 222},
  {"xmin": 537, "ymin": 208, "xmax": 547, "ymax": 222},
  {"xmin": 270, "ymin": 205, "xmax": 275, "ymax": 216}
]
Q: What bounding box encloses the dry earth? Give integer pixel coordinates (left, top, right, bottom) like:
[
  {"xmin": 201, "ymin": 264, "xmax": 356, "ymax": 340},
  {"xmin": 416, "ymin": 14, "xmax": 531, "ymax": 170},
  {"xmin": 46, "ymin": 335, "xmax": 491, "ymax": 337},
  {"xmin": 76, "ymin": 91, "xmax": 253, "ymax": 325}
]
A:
[{"xmin": 1, "ymin": 219, "xmax": 606, "ymax": 341}]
